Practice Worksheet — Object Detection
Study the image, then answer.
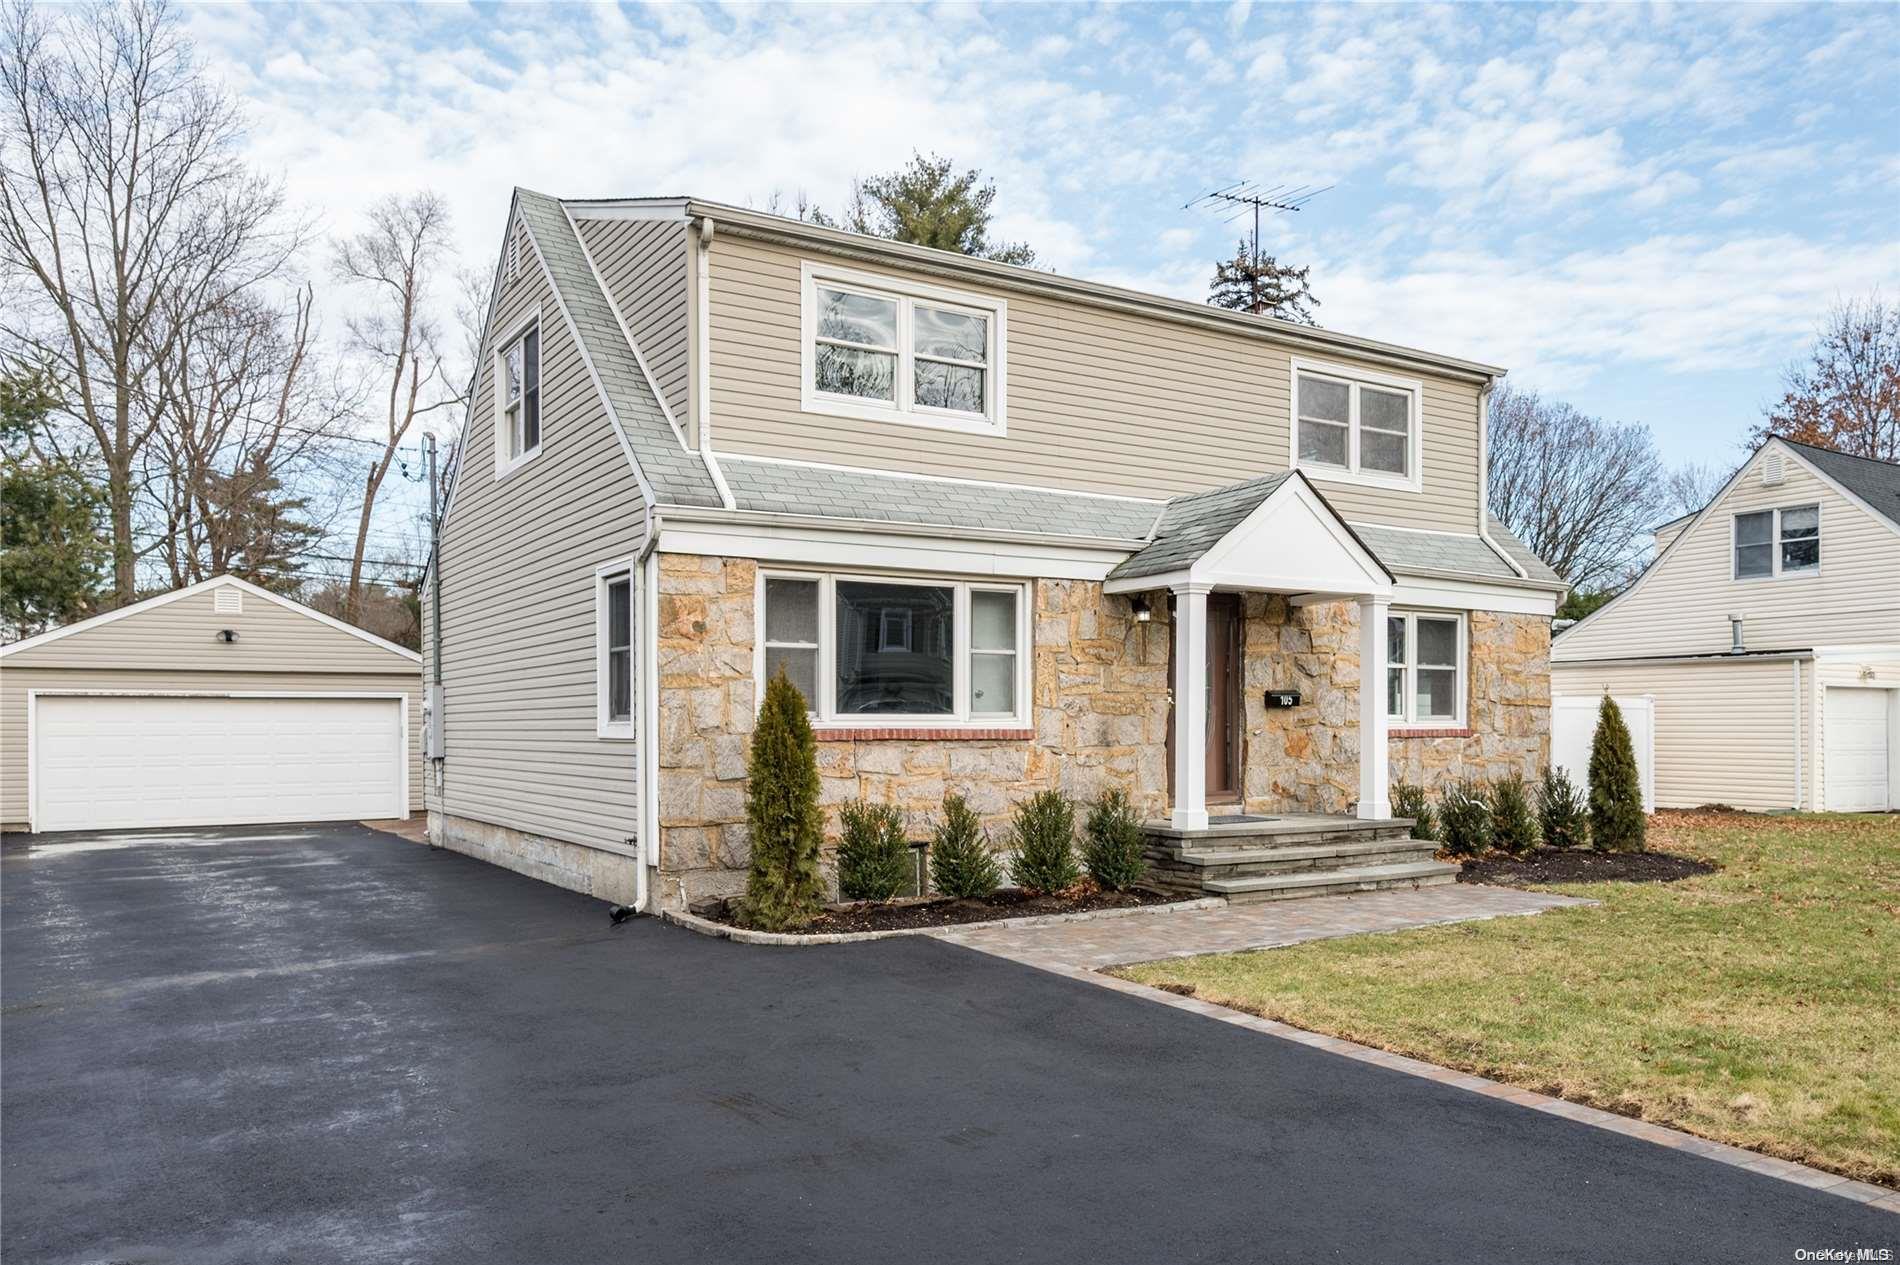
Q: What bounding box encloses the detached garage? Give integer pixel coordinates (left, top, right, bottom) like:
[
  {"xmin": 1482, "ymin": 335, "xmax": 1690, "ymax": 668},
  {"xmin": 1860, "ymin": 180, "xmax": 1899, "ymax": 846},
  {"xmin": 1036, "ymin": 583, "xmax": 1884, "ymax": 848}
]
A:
[{"xmin": 2, "ymin": 576, "xmax": 423, "ymax": 833}]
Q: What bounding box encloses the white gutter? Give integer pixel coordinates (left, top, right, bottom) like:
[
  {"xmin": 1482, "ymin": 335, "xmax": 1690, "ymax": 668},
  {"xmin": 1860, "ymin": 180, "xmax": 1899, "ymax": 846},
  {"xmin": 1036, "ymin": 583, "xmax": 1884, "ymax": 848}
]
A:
[
  {"xmin": 692, "ymin": 216, "xmax": 735, "ymax": 510},
  {"xmin": 634, "ymin": 518, "xmax": 663, "ymax": 911},
  {"xmin": 1792, "ymin": 658, "xmax": 1804, "ymax": 812},
  {"xmin": 1475, "ymin": 378, "xmax": 1531, "ymax": 582}
]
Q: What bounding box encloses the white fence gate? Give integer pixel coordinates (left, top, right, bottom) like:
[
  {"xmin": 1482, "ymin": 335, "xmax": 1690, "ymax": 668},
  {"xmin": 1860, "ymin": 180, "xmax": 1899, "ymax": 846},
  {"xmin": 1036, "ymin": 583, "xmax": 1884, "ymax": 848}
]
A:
[{"xmin": 1551, "ymin": 694, "xmax": 1656, "ymax": 814}]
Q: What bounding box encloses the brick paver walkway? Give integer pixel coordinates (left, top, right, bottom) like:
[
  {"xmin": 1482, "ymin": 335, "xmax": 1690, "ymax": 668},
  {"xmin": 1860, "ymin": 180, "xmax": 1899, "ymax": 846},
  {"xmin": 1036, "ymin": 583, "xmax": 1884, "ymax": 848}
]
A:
[{"xmin": 931, "ymin": 883, "xmax": 1590, "ymax": 969}]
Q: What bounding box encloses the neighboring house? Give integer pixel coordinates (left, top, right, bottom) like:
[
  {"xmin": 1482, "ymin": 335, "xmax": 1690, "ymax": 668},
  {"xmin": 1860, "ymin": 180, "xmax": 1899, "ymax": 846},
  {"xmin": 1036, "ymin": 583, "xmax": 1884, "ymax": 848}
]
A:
[
  {"xmin": 1, "ymin": 575, "xmax": 424, "ymax": 833},
  {"xmin": 424, "ymin": 189, "xmax": 1567, "ymax": 910},
  {"xmin": 1552, "ymin": 438, "xmax": 1900, "ymax": 813}
]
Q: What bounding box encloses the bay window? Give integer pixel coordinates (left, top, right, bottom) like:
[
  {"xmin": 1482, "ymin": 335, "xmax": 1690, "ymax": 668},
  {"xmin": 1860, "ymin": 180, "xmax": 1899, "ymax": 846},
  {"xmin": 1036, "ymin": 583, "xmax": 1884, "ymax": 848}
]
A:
[
  {"xmin": 802, "ymin": 262, "xmax": 1005, "ymax": 434},
  {"xmin": 1734, "ymin": 505, "xmax": 1820, "ymax": 579},
  {"xmin": 1291, "ymin": 358, "xmax": 1422, "ymax": 490},
  {"xmin": 758, "ymin": 571, "xmax": 1028, "ymax": 726},
  {"xmin": 1385, "ymin": 611, "xmax": 1465, "ymax": 727}
]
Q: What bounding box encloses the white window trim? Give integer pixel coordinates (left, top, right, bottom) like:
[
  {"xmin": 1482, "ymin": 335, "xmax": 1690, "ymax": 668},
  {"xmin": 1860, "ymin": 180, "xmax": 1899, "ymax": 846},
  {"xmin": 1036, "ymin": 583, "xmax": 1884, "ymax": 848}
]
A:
[
  {"xmin": 799, "ymin": 261, "xmax": 1007, "ymax": 437},
  {"xmin": 493, "ymin": 308, "xmax": 544, "ymax": 479},
  {"xmin": 595, "ymin": 559, "xmax": 637, "ymax": 739},
  {"xmin": 1288, "ymin": 356, "xmax": 1424, "ymax": 494},
  {"xmin": 1385, "ymin": 609, "xmax": 1467, "ymax": 729},
  {"xmin": 1731, "ymin": 503, "xmax": 1822, "ymax": 582},
  {"xmin": 755, "ymin": 567, "xmax": 1031, "ymax": 730}
]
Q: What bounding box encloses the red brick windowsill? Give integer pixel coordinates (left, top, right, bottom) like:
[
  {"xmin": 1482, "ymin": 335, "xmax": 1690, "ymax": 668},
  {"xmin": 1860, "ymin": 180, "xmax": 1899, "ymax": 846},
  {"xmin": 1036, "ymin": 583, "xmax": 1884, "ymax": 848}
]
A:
[
  {"xmin": 1390, "ymin": 727, "xmax": 1476, "ymax": 739},
  {"xmin": 812, "ymin": 727, "xmax": 1035, "ymax": 742}
]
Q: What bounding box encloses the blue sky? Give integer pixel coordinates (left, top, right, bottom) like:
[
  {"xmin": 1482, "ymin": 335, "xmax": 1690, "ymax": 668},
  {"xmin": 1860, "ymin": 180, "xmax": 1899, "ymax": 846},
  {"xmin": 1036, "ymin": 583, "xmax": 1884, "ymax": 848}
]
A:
[{"xmin": 190, "ymin": 1, "xmax": 1900, "ymax": 471}]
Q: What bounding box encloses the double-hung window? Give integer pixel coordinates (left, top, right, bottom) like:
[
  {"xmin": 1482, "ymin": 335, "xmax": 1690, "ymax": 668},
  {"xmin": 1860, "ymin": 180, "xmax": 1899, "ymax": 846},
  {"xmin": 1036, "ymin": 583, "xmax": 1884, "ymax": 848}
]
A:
[
  {"xmin": 802, "ymin": 263, "xmax": 1005, "ymax": 434},
  {"xmin": 1734, "ymin": 505, "xmax": 1819, "ymax": 579},
  {"xmin": 497, "ymin": 318, "xmax": 541, "ymax": 472},
  {"xmin": 1385, "ymin": 611, "xmax": 1464, "ymax": 727},
  {"xmin": 596, "ymin": 566, "xmax": 635, "ymax": 738},
  {"xmin": 759, "ymin": 571, "xmax": 1027, "ymax": 726},
  {"xmin": 1291, "ymin": 359, "xmax": 1422, "ymax": 490}
]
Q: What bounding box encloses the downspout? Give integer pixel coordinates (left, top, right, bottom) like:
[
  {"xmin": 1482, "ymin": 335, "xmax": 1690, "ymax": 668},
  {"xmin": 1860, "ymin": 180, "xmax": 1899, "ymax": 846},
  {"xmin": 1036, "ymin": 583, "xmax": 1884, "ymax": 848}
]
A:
[
  {"xmin": 1792, "ymin": 658, "xmax": 1804, "ymax": 811},
  {"xmin": 692, "ymin": 215, "xmax": 735, "ymax": 510},
  {"xmin": 1476, "ymin": 378, "xmax": 1530, "ymax": 581},
  {"xmin": 637, "ymin": 514, "xmax": 663, "ymax": 913}
]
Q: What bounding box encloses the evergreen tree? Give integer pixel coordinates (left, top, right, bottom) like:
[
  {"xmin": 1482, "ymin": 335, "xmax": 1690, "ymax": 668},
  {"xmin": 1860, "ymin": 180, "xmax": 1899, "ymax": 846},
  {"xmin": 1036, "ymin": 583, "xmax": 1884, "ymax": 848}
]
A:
[
  {"xmin": 1391, "ymin": 779, "xmax": 1439, "ymax": 842},
  {"xmin": 0, "ymin": 367, "xmax": 107, "ymax": 634},
  {"xmin": 1437, "ymin": 780, "xmax": 1492, "ymax": 857},
  {"xmin": 1489, "ymin": 773, "xmax": 1538, "ymax": 856},
  {"xmin": 740, "ymin": 668, "xmax": 826, "ymax": 929},
  {"xmin": 835, "ymin": 801, "xmax": 910, "ymax": 902},
  {"xmin": 199, "ymin": 454, "xmax": 322, "ymax": 594},
  {"xmin": 1208, "ymin": 239, "xmax": 1319, "ymax": 324},
  {"xmin": 805, "ymin": 152, "xmax": 1037, "ymax": 266},
  {"xmin": 1536, "ymin": 767, "xmax": 1589, "ymax": 850},
  {"xmin": 929, "ymin": 793, "xmax": 1001, "ymax": 899},
  {"xmin": 1082, "ymin": 788, "xmax": 1148, "ymax": 891},
  {"xmin": 1009, "ymin": 789, "xmax": 1079, "ymax": 893},
  {"xmin": 1588, "ymin": 695, "xmax": 1647, "ymax": 852}
]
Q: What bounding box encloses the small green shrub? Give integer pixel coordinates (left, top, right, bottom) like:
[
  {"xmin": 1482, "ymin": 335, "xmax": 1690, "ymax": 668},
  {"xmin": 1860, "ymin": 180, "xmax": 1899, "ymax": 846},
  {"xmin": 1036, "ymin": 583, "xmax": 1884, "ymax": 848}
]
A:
[
  {"xmin": 929, "ymin": 793, "xmax": 1002, "ymax": 899},
  {"xmin": 835, "ymin": 801, "xmax": 910, "ymax": 901},
  {"xmin": 1489, "ymin": 773, "xmax": 1538, "ymax": 856},
  {"xmin": 1588, "ymin": 695, "xmax": 1647, "ymax": 853},
  {"xmin": 1391, "ymin": 779, "xmax": 1438, "ymax": 841},
  {"xmin": 1010, "ymin": 789, "xmax": 1080, "ymax": 893},
  {"xmin": 1536, "ymin": 767, "xmax": 1589, "ymax": 850},
  {"xmin": 740, "ymin": 668, "xmax": 826, "ymax": 931},
  {"xmin": 1082, "ymin": 788, "xmax": 1148, "ymax": 891},
  {"xmin": 1437, "ymin": 779, "xmax": 1492, "ymax": 857}
]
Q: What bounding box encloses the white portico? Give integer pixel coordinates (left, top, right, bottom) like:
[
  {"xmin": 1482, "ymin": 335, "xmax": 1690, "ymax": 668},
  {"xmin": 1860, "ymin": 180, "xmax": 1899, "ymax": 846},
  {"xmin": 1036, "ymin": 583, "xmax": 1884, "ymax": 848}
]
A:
[{"xmin": 1104, "ymin": 471, "xmax": 1397, "ymax": 831}]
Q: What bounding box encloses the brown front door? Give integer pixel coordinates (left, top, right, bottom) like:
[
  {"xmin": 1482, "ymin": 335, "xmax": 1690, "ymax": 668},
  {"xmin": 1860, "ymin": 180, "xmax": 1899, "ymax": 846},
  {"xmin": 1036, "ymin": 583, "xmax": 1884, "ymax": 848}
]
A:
[{"xmin": 1167, "ymin": 593, "xmax": 1244, "ymax": 804}]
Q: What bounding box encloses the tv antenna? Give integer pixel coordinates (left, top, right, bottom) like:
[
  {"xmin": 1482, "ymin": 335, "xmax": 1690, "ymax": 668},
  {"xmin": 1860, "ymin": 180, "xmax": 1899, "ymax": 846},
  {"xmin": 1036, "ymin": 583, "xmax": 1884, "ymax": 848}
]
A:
[{"xmin": 1185, "ymin": 182, "xmax": 1331, "ymax": 314}]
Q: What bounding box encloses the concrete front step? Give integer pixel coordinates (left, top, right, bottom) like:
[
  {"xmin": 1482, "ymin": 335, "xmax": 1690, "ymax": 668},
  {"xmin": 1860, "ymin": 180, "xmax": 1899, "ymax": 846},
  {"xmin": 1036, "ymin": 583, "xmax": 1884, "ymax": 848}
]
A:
[
  {"xmin": 1147, "ymin": 837, "xmax": 1442, "ymax": 880},
  {"xmin": 1204, "ymin": 859, "xmax": 1462, "ymax": 903}
]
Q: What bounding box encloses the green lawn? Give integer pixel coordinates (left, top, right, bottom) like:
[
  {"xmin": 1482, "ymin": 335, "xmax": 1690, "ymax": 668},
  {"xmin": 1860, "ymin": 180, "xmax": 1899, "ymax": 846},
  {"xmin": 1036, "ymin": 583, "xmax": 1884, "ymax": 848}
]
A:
[{"xmin": 1116, "ymin": 812, "xmax": 1900, "ymax": 1187}]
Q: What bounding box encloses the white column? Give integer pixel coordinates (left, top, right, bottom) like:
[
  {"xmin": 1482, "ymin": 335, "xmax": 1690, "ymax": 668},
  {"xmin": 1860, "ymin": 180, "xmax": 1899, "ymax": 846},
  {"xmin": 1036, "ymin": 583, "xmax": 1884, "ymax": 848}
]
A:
[
  {"xmin": 1171, "ymin": 583, "xmax": 1212, "ymax": 831},
  {"xmin": 1358, "ymin": 595, "xmax": 1392, "ymax": 820}
]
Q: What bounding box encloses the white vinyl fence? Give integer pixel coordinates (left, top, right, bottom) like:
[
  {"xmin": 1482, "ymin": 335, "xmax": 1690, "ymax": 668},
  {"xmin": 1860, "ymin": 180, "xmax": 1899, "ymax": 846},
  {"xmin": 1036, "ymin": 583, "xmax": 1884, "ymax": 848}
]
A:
[{"xmin": 1551, "ymin": 694, "xmax": 1656, "ymax": 814}]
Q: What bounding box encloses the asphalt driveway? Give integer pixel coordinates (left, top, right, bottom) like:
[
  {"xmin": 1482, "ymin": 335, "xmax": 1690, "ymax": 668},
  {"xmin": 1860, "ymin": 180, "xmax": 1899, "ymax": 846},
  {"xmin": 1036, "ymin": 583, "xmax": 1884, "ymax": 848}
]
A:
[{"xmin": 3, "ymin": 823, "xmax": 1891, "ymax": 1264}]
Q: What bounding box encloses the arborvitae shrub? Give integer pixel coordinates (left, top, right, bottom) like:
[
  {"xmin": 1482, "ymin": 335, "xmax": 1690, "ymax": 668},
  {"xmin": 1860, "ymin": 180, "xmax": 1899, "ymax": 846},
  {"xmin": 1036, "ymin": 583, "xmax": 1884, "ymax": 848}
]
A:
[
  {"xmin": 740, "ymin": 668, "xmax": 826, "ymax": 930},
  {"xmin": 930, "ymin": 793, "xmax": 1002, "ymax": 899},
  {"xmin": 835, "ymin": 801, "xmax": 910, "ymax": 901},
  {"xmin": 1588, "ymin": 695, "xmax": 1647, "ymax": 853},
  {"xmin": 1437, "ymin": 779, "xmax": 1492, "ymax": 857},
  {"xmin": 1082, "ymin": 788, "xmax": 1148, "ymax": 891},
  {"xmin": 1392, "ymin": 779, "xmax": 1439, "ymax": 842},
  {"xmin": 1489, "ymin": 773, "xmax": 1538, "ymax": 856},
  {"xmin": 1536, "ymin": 767, "xmax": 1590, "ymax": 851},
  {"xmin": 1010, "ymin": 789, "xmax": 1080, "ymax": 893}
]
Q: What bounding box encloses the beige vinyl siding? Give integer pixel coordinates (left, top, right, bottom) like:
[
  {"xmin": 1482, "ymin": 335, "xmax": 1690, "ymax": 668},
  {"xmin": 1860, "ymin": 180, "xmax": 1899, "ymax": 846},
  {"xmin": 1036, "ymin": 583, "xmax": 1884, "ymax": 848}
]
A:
[
  {"xmin": 1554, "ymin": 446, "xmax": 1900, "ymax": 661},
  {"xmin": 1812, "ymin": 649, "xmax": 1900, "ymax": 812},
  {"xmin": 576, "ymin": 216, "xmax": 691, "ymax": 433},
  {"xmin": 2, "ymin": 586, "xmax": 410, "ymax": 674},
  {"xmin": 704, "ymin": 234, "xmax": 1482, "ymax": 532},
  {"xmin": 1551, "ymin": 658, "xmax": 1810, "ymax": 812},
  {"xmin": 0, "ymin": 667, "xmax": 423, "ymax": 830},
  {"xmin": 430, "ymin": 233, "xmax": 647, "ymax": 852}
]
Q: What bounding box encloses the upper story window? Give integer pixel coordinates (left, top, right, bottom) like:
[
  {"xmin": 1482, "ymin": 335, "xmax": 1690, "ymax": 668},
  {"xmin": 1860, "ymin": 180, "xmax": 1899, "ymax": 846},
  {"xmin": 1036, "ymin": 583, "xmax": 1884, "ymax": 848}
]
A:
[
  {"xmin": 1290, "ymin": 358, "xmax": 1423, "ymax": 493},
  {"xmin": 801, "ymin": 262, "xmax": 1006, "ymax": 436},
  {"xmin": 1734, "ymin": 505, "xmax": 1819, "ymax": 579},
  {"xmin": 1386, "ymin": 610, "xmax": 1464, "ymax": 727},
  {"xmin": 495, "ymin": 316, "xmax": 541, "ymax": 475},
  {"xmin": 759, "ymin": 569, "xmax": 1028, "ymax": 727}
]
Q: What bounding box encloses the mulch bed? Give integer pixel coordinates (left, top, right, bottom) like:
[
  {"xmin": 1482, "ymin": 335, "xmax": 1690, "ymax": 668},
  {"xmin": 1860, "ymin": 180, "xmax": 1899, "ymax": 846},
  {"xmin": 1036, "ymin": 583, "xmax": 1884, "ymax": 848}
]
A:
[
  {"xmin": 1457, "ymin": 847, "xmax": 1717, "ymax": 886},
  {"xmin": 700, "ymin": 885, "xmax": 1195, "ymax": 935}
]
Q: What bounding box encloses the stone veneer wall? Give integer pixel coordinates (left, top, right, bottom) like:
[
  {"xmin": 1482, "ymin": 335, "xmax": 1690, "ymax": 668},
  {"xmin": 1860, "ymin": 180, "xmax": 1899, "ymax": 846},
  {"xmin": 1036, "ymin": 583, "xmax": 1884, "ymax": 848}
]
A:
[
  {"xmin": 654, "ymin": 554, "xmax": 1172, "ymax": 907},
  {"xmin": 653, "ymin": 553, "xmax": 1551, "ymax": 907}
]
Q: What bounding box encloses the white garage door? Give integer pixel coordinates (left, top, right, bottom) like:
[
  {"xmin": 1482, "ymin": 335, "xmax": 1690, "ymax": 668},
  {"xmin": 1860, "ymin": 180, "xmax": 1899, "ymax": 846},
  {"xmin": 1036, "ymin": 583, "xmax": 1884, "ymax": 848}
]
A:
[
  {"xmin": 1825, "ymin": 688, "xmax": 1891, "ymax": 812},
  {"xmin": 33, "ymin": 694, "xmax": 405, "ymax": 832}
]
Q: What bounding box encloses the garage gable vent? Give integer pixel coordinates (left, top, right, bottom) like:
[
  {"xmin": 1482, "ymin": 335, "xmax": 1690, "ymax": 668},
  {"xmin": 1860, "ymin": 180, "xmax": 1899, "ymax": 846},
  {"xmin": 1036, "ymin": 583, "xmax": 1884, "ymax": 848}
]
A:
[
  {"xmin": 214, "ymin": 586, "xmax": 243, "ymax": 615},
  {"xmin": 1761, "ymin": 451, "xmax": 1785, "ymax": 487}
]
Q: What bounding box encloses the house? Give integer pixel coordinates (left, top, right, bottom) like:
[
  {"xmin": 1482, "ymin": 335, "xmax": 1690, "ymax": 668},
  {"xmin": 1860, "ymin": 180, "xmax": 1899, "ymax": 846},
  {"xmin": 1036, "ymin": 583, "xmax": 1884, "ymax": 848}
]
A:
[
  {"xmin": 1552, "ymin": 438, "xmax": 1900, "ymax": 813},
  {"xmin": 1, "ymin": 575, "xmax": 424, "ymax": 833},
  {"xmin": 423, "ymin": 190, "xmax": 1567, "ymax": 911}
]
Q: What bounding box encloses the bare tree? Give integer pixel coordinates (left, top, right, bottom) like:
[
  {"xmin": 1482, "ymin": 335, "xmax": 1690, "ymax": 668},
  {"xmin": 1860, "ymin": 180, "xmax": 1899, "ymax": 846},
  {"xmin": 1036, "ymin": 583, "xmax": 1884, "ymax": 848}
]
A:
[
  {"xmin": 0, "ymin": 0, "xmax": 301, "ymax": 605},
  {"xmin": 1662, "ymin": 461, "xmax": 1732, "ymax": 521},
  {"xmin": 1753, "ymin": 294, "xmax": 1899, "ymax": 462},
  {"xmin": 1487, "ymin": 383, "xmax": 1668, "ymax": 591},
  {"xmin": 331, "ymin": 190, "xmax": 459, "ymax": 623}
]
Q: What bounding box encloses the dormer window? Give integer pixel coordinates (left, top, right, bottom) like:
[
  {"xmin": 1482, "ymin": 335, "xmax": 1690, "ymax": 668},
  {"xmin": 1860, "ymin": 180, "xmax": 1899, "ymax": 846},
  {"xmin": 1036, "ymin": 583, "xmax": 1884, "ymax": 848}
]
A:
[
  {"xmin": 1734, "ymin": 505, "xmax": 1819, "ymax": 579},
  {"xmin": 801, "ymin": 263, "xmax": 1005, "ymax": 435},
  {"xmin": 1290, "ymin": 358, "xmax": 1423, "ymax": 492}
]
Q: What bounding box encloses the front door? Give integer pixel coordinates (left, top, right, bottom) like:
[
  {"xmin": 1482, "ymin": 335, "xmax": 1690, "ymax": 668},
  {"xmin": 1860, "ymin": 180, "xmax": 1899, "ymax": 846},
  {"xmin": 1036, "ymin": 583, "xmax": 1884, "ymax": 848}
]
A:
[{"xmin": 1167, "ymin": 593, "xmax": 1243, "ymax": 805}]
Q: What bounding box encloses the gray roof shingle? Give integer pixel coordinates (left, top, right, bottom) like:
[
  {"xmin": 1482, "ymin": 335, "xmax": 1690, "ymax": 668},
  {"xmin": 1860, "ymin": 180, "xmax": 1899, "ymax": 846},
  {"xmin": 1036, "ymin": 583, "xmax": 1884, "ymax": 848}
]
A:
[
  {"xmin": 1783, "ymin": 439, "xmax": 1900, "ymax": 530},
  {"xmin": 1106, "ymin": 472, "xmax": 1295, "ymax": 582},
  {"xmin": 515, "ymin": 189, "xmax": 723, "ymax": 508}
]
